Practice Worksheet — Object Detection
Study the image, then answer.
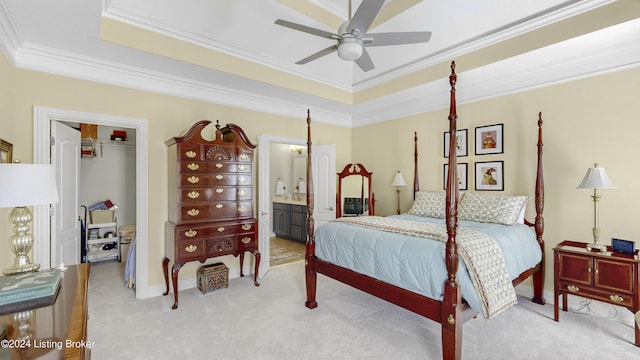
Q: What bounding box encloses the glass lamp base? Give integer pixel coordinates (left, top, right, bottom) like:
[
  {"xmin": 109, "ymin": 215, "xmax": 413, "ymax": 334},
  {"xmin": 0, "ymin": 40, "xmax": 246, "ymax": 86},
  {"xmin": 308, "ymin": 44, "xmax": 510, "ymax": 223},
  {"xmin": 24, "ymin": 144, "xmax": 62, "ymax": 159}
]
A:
[
  {"xmin": 586, "ymin": 242, "xmax": 607, "ymax": 252},
  {"xmin": 3, "ymin": 257, "xmax": 40, "ymax": 275},
  {"xmin": 3, "ymin": 206, "xmax": 41, "ymax": 275}
]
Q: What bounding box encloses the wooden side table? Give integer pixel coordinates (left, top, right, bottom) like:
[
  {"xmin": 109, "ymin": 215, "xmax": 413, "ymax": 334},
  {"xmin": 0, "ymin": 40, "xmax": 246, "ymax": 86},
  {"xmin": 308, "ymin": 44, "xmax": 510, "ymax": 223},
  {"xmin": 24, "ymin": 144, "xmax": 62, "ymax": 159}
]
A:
[
  {"xmin": 0, "ymin": 264, "xmax": 90, "ymax": 359},
  {"xmin": 554, "ymin": 240, "xmax": 640, "ymax": 346}
]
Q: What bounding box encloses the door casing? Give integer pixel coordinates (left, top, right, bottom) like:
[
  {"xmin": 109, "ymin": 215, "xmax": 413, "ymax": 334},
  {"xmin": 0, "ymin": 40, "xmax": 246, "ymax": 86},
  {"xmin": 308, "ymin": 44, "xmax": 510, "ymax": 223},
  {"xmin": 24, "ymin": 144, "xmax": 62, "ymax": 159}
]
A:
[
  {"xmin": 257, "ymin": 135, "xmax": 336, "ymax": 278},
  {"xmin": 33, "ymin": 106, "xmax": 150, "ymax": 299}
]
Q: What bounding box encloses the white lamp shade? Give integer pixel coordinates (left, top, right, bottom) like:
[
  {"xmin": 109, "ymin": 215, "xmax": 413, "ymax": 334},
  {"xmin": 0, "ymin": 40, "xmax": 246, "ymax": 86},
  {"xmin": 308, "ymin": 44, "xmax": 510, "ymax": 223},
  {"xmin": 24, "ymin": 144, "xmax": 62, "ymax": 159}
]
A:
[
  {"xmin": 391, "ymin": 172, "xmax": 407, "ymax": 187},
  {"xmin": 577, "ymin": 165, "xmax": 616, "ymax": 189},
  {"xmin": 0, "ymin": 164, "xmax": 59, "ymax": 207}
]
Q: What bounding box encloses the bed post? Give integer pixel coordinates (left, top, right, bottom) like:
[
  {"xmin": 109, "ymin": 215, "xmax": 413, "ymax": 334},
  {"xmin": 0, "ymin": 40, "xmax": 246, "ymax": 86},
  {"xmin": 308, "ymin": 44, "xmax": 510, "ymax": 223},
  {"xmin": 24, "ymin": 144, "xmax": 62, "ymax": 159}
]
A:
[
  {"xmin": 532, "ymin": 112, "xmax": 546, "ymax": 305},
  {"xmin": 413, "ymin": 131, "xmax": 419, "ymax": 199},
  {"xmin": 305, "ymin": 109, "xmax": 318, "ymax": 309},
  {"xmin": 442, "ymin": 61, "xmax": 462, "ymax": 360}
]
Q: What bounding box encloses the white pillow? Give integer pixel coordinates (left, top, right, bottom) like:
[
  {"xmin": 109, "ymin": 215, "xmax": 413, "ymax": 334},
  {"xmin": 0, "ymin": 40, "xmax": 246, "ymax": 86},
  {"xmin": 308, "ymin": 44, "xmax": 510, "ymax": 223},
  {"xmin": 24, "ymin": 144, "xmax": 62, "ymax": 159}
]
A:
[
  {"xmin": 516, "ymin": 206, "xmax": 526, "ymax": 224},
  {"xmin": 408, "ymin": 191, "xmax": 446, "ymax": 218},
  {"xmin": 408, "ymin": 191, "xmax": 467, "ymax": 219},
  {"xmin": 459, "ymin": 192, "xmax": 529, "ymax": 225}
]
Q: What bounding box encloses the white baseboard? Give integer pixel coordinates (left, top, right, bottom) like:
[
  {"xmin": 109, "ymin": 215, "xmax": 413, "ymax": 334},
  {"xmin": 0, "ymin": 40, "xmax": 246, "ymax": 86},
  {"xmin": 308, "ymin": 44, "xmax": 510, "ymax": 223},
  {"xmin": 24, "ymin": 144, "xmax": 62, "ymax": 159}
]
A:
[{"xmin": 146, "ymin": 266, "xmax": 253, "ymax": 298}]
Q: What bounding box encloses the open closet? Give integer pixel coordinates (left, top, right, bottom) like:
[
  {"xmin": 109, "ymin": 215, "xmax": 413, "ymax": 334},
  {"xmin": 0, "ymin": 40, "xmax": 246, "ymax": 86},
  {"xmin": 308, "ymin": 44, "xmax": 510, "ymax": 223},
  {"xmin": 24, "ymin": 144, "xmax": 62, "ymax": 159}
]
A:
[{"xmin": 59, "ymin": 121, "xmax": 137, "ymax": 285}]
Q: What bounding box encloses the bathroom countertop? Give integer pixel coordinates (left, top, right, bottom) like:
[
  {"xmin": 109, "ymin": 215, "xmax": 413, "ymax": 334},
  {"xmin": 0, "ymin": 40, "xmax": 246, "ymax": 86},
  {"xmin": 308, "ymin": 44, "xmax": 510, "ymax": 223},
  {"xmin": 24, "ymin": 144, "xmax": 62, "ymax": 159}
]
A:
[{"xmin": 272, "ymin": 197, "xmax": 306, "ymax": 206}]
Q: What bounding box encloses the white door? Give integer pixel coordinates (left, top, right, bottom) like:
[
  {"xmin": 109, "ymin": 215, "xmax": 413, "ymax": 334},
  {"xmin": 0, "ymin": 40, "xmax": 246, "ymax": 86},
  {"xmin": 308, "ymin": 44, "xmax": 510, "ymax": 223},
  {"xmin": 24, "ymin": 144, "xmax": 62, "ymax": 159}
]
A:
[
  {"xmin": 51, "ymin": 121, "xmax": 81, "ymax": 266},
  {"xmin": 257, "ymin": 135, "xmax": 273, "ymax": 278},
  {"xmin": 312, "ymin": 144, "xmax": 336, "ymax": 227}
]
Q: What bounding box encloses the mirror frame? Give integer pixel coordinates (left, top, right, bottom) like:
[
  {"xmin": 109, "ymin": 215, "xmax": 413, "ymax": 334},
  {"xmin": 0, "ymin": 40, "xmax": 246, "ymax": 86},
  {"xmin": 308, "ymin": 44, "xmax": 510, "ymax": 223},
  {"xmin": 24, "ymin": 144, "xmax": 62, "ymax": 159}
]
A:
[{"xmin": 336, "ymin": 163, "xmax": 374, "ymax": 217}]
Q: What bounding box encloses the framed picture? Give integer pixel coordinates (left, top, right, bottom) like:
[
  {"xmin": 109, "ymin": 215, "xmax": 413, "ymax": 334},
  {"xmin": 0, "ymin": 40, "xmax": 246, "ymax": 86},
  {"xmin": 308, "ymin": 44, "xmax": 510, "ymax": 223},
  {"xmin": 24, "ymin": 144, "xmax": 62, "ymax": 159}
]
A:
[
  {"xmin": 444, "ymin": 129, "xmax": 468, "ymax": 157},
  {"xmin": 475, "ymin": 161, "xmax": 503, "ymax": 191},
  {"xmin": 475, "ymin": 124, "xmax": 503, "ymax": 155},
  {"xmin": 444, "ymin": 163, "xmax": 468, "ymax": 191},
  {"xmin": 0, "ymin": 139, "xmax": 13, "ymax": 163}
]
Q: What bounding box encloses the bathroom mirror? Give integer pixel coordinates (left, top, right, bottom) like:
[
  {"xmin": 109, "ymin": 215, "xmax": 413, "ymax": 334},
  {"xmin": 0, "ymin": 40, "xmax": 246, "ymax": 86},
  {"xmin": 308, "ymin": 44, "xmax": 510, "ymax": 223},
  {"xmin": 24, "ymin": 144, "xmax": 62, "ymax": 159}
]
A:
[{"xmin": 291, "ymin": 155, "xmax": 307, "ymax": 198}]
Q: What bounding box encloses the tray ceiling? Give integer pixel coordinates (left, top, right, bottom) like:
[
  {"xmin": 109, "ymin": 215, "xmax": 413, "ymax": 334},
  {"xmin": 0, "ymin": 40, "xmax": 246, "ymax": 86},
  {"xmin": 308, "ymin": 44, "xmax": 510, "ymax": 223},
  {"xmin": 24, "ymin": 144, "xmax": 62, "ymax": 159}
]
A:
[{"xmin": 1, "ymin": 0, "xmax": 639, "ymax": 126}]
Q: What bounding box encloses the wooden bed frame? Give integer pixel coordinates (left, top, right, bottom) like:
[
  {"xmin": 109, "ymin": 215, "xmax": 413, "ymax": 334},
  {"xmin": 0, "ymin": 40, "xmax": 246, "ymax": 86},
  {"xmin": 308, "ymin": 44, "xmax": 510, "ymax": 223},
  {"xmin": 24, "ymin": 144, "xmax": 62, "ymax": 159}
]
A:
[{"xmin": 303, "ymin": 61, "xmax": 546, "ymax": 360}]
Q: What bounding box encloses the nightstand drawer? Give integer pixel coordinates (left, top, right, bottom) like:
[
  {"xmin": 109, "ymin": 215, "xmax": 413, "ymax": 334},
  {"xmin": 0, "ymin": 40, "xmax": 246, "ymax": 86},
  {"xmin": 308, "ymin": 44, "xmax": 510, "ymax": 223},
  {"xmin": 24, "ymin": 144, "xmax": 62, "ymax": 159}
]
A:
[{"xmin": 558, "ymin": 281, "xmax": 633, "ymax": 307}]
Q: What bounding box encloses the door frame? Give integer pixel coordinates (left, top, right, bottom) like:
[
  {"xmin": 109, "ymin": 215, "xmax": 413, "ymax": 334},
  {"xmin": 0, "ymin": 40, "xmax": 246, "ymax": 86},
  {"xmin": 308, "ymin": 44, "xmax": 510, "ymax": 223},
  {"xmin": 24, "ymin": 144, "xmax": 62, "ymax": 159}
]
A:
[
  {"xmin": 257, "ymin": 134, "xmax": 307, "ymax": 278},
  {"xmin": 33, "ymin": 106, "xmax": 150, "ymax": 299}
]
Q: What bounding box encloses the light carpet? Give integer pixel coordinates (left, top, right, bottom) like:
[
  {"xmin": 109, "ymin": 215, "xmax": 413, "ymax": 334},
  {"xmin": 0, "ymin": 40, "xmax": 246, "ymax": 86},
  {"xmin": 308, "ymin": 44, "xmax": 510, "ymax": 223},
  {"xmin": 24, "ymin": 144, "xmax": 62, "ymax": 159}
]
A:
[{"xmin": 87, "ymin": 260, "xmax": 639, "ymax": 359}]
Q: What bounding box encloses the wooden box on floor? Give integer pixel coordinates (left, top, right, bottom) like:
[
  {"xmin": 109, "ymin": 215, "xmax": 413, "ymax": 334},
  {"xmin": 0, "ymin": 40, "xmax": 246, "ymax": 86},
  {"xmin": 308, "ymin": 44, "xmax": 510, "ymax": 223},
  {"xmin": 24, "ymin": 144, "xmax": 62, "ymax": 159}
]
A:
[{"xmin": 197, "ymin": 262, "xmax": 229, "ymax": 294}]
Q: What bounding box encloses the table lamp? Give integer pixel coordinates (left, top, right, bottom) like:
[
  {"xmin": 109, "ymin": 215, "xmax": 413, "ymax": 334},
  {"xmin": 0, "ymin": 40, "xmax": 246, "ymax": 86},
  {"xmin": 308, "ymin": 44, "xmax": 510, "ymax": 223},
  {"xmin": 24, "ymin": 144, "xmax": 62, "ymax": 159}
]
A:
[
  {"xmin": 576, "ymin": 163, "xmax": 616, "ymax": 252},
  {"xmin": 0, "ymin": 163, "xmax": 59, "ymax": 275},
  {"xmin": 391, "ymin": 171, "xmax": 407, "ymax": 215}
]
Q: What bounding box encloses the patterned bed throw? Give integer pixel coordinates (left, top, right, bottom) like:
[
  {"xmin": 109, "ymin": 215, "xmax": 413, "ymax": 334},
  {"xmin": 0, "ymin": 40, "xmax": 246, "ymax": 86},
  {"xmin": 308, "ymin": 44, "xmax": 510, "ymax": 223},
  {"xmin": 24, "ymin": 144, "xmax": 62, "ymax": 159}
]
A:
[{"xmin": 335, "ymin": 216, "xmax": 517, "ymax": 318}]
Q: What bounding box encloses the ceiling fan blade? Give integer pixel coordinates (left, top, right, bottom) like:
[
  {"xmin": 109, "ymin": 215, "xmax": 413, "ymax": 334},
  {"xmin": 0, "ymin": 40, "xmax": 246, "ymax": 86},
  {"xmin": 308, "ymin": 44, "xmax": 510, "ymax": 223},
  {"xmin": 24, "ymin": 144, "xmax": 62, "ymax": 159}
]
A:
[
  {"xmin": 275, "ymin": 19, "xmax": 340, "ymax": 40},
  {"xmin": 364, "ymin": 31, "xmax": 432, "ymax": 47},
  {"xmin": 355, "ymin": 48, "xmax": 374, "ymax": 72},
  {"xmin": 346, "ymin": 0, "xmax": 384, "ymax": 35},
  {"xmin": 295, "ymin": 45, "xmax": 338, "ymax": 65}
]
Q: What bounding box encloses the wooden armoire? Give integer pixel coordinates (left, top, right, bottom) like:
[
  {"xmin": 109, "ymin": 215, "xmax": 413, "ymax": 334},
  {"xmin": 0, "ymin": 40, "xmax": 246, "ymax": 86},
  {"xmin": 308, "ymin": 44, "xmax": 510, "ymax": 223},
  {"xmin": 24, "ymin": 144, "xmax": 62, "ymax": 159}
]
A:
[{"xmin": 162, "ymin": 120, "xmax": 260, "ymax": 309}]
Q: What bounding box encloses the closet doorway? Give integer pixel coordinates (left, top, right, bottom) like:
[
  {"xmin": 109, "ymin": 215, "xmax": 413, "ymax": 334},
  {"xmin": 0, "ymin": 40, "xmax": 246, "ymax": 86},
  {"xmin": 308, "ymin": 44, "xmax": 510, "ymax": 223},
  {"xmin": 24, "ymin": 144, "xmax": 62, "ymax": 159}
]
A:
[
  {"xmin": 33, "ymin": 106, "xmax": 150, "ymax": 299},
  {"xmin": 59, "ymin": 121, "xmax": 136, "ymax": 266}
]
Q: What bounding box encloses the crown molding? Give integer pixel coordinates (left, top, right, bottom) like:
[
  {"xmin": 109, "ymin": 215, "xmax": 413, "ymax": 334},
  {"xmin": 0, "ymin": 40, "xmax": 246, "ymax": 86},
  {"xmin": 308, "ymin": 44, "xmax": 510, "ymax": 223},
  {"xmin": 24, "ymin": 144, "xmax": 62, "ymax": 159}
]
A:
[
  {"xmin": 101, "ymin": 6, "xmax": 353, "ymax": 93},
  {"xmin": 350, "ymin": 17, "xmax": 640, "ymax": 127},
  {"xmin": 352, "ymin": 0, "xmax": 614, "ymax": 91},
  {"xmin": 14, "ymin": 42, "xmax": 352, "ymax": 127},
  {"xmin": 0, "ymin": 0, "xmax": 21, "ymax": 66},
  {"xmin": 2, "ymin": 6, "xmax": 637, "ymax": 130}
]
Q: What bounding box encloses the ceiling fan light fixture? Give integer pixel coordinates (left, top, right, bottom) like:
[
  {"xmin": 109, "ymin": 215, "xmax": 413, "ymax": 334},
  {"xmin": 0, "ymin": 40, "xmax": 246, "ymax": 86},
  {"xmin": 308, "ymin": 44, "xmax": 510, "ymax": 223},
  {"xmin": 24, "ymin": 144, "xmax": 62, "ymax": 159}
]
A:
[
  {"xmin": 275, "ymin": 0, "xmax": 430, "ymax": 71},
  {"xmin": 337, "ymin": 37, "xmax": 363, "ymax": 61}
]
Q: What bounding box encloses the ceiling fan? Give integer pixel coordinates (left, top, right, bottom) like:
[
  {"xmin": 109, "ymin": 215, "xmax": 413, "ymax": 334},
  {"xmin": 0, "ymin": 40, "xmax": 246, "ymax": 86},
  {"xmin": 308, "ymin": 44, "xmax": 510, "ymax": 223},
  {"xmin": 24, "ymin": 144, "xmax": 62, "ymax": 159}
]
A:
[{"xmin": 274, "ymin": 0, "xmax": 431, "ymax": 72}]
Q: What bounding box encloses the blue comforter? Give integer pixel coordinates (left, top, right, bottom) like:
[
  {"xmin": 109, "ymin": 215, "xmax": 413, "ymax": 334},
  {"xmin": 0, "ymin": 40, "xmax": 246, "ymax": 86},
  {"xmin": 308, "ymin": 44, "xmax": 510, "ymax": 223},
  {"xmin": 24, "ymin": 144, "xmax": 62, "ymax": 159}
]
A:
[{"xmin": 314, "ymin": 214, "xmax": 542, "ymax": 314}]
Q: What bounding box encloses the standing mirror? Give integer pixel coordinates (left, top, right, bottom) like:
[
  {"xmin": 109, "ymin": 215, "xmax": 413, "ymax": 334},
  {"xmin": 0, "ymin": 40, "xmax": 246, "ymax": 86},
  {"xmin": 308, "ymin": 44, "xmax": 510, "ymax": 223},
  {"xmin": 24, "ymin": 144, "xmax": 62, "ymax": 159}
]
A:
[{"xmin": 336, "ymin": 163, "xmax": 374, "ymax": 217}]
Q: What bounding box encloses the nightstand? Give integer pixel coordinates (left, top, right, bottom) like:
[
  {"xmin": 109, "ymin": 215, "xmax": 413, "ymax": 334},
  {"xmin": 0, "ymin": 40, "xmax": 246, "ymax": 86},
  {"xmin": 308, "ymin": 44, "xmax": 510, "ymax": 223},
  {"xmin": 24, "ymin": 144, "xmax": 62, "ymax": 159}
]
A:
[{"xmin": 554, "ymin": 240, "xmax": 640, "ymax": 346}]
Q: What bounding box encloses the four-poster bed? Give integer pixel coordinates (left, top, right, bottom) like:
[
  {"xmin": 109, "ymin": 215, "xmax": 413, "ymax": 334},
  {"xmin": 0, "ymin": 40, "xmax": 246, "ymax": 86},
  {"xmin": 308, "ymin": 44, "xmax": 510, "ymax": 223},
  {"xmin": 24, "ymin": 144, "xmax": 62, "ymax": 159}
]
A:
[{"xmin": 303, "ymin": 61, "xmax": 546, "ymax": 360}]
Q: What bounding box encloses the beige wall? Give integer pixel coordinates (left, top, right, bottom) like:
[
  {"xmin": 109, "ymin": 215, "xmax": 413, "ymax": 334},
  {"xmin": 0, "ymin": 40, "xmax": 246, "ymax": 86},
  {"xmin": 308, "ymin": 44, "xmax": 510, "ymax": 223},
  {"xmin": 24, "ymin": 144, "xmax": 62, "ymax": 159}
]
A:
[
  {"xmin": 353, "ymin": 67, "xmax": 640, "ymax": 292},
  {"xmin": 0, "ymin": 53, "xmax": 351, "ymax": 287},
  {"xmin": 2, "ymin": 49, "xmax": 639, "ymax": 296}
]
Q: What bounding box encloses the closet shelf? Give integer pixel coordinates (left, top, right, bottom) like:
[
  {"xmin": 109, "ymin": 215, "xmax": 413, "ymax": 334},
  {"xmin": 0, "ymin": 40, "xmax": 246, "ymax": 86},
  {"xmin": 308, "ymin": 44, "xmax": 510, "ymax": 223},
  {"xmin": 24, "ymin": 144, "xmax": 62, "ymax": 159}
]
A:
[
  {"xmin": 82, "ymin": 138, "xmax": 135, "ymax": 147},
  {"xmin": 81, "ymin": 138, "xmax": 135, "ymax": 158}
]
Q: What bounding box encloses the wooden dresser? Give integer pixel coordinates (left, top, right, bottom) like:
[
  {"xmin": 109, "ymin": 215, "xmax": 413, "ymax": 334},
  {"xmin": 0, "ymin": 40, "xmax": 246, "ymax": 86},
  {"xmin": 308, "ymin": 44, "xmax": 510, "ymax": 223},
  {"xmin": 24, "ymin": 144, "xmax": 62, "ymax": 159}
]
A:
[
  {"xmin": 554, "ymin": 240, "xmax": 639, "ymax": 346},
  {"xmin": 163, "ymin": 120, "xmax": 260, "ymax": 309},
  {"xmin": 0, "ymin": 264, "xmax": 90, "ymax": 360}
]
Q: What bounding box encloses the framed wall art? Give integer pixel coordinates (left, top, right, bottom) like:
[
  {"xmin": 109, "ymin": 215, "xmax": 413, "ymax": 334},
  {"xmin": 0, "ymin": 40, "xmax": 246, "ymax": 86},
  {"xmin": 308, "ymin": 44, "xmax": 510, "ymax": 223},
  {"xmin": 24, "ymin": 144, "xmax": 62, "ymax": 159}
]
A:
[
  {"xmin": 0, "ymin": 139, "xmax": 13, "ymax": 163},
  {"xmin": 475, "ymin": 124, "xmax": 503, "ymax": 155},
  {"xmin": 444, "ymin": 129, "xmax": 468, "ymax": 157},
  {"xmin": 475, "ymin": 161, "xmax": 503, "ymax": 191},
  {"xmin": 444, "ymin": 163, "xmax": 468, "ymax": 191}
]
